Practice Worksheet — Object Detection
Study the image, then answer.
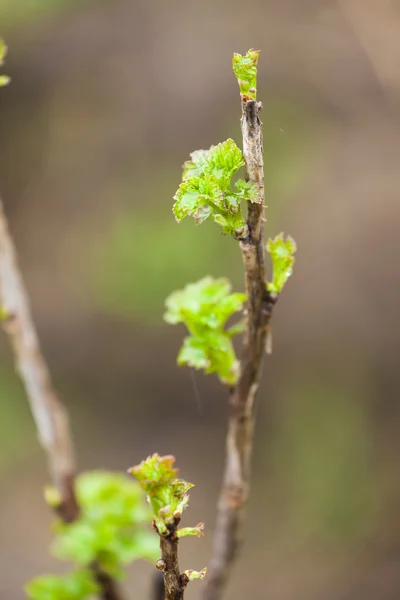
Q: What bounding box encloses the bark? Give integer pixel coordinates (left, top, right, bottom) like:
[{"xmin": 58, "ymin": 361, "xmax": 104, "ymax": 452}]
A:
[{"xmin": 201, "ymin": 97, "xmax": 277, "ymax": 600}]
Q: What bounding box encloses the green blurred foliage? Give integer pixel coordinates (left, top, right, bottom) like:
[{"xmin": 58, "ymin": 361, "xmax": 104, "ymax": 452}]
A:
[
  {"xmin": 271, "ymin": 371, "xmax": 380, "ymax": 545},
  {"xmin": 25, "ymin": 569, "xmax": 99, "ymax": 600},
  {"xmin": 0, "ymin": 0, "xmax": 86, "ymax": 29},
  {"xmin": 26, "ymin": 471, "xmax": 159, "ymax": 599},
  {"xmin": 52, "ymin": 471, "xmax": 158, "ymax": 572}
]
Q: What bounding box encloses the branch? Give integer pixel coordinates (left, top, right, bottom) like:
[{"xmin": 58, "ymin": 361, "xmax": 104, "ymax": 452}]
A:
[
  {"xmin": 201, "ymin": 92, "xmax": 276, "ymax": 600},
  {"xmin": 0, "ymin": 197, "xmax": 78, "ymax": 522},
  {"xmin": 0, "ymin": 196, "xmax": 123, "ymax": 600},
  {"xmin": 156, "ymin": 518, "xmax": 187, "ymax": 600}
]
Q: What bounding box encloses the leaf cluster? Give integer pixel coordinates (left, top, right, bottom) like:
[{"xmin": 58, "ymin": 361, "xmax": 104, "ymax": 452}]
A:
[
  {"xmin": 130, "ymin": 454, "xmax": 203, "ymax": 539},
  {"xmin": 173, "ymin": 139, "xmax": 257, "ymax": 237},
  {"xmin": 232, "ymin": 49, "xmax": 260, "ymax": 99},
  {"xmin": 164, "ymin": 276, "xmax": 246, "ymax": 385},
  {"xmin": 266, "ymin": 234, "xmax": 297, "ymax": 294},
  {"xmin": 25, "ymin": 471, "xmax": 158, "ymax": 600}
]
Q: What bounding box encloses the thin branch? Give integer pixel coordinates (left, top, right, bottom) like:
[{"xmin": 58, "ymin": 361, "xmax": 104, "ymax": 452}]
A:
[
  {"xmin": 202, "ymin": 97, "xmax": 276, "ymax": 600},
  {"xmin": 0, "ymin": 197, "xmax": 78, "ymax": 522},
  {"xmin": 156, "ymin": 517, "xmax": 188, "ymax": 600},
  {"xmin": 0, "ymin": 196, "xmax": 123, "ymax": 600}
]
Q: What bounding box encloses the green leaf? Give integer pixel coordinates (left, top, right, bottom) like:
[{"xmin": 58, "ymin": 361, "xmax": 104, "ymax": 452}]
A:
[
  {"xmin": 234, "ymin": 179, "xmax": 259, "ymax": 202},
  {"xmin": 266, "ymin": 233, "xmax": 297, "ymax": 294},
  {"xmin": 182, "ymin": 149, "xmax": 210, "ymax": 180},
  {"xmin": 177, "ymin": 523, "xmax": 204, "ymax": 538},
  {"xmin": 25, "ymin": 570, "xmax": 99, "ymax": 600},
  {"xmin": 173, "ymin": 139, "xmax": 247, "ymax": 236},
  {"xmin": 165, "ymin": 277, "xmax": 245, "ymax": 384},
  {"xmin": 178, "ymin": 337, "xmax": 210, "ymax": 370},
  {"xmin": 206, "ymin": 139, "xmax": 244, "ymax": 184},
  {"xmin": 232, "ymin": 49, "xmax": 260, "ymax": 99},
  {"xmin": 129, "ymin": 455, "xmax": 195, "ymax": 532},
  {"xmin": 173, "ymin": 174, "xmax": 223, "ymax": 224}
]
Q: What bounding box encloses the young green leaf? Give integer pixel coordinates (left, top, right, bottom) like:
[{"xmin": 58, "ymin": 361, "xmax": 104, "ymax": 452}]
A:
[
  {"xmin": 177, "ymin": 522, "xmax": 204, "ymax": 538},
  {"xmin": 173, "ymin": 139, "xmax": 255, "ymax": 237},
  {"xmin": 232, "ymin": 49, "xmax": 260, "ymax": 99},
  {"xmin": 129, "ymin": 454, "xmax": 196, "ymax": 534},
  {"xmin": 266, "ymin": 234, "xmax": 297, "ymax": 294},
  {"xmin": 183, "ymin": 568, "xmax": 208, "ymax": 582},
  {"xmin": 164, "ymin": 277, "xmax": 245, "ymax": 384}
]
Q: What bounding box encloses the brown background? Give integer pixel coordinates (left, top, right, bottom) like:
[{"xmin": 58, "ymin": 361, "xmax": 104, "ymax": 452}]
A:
[{"xmin": 1, "ymin": 0, "xmax": 400, "ymax": 598}]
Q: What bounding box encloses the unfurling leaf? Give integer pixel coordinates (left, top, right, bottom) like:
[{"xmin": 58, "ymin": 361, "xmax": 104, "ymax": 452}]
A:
[
  {"xmin": 266, "ymin": 234, "xmax": 297, "ymax": 294},
  {"xmin": 164, "ymin": 277, "xmax": 245, "ymax": 384},
  {"xmin": 129, "ymin": 455, "xmax": 197, "ymax": 535},
  {"xmin": 177, "ymin": 523, "xmax": 204, "ymax": 538},
  {"xmin": 232, "ymin": 49, "xmax": 260, "ymax": 99},
  {"xmin": 173, "ymin": 139, "xmax": 255, "ymax": 236},
  {"xmin": 183, "ymin": 568, "xmax": 208, "ymax": 582}
]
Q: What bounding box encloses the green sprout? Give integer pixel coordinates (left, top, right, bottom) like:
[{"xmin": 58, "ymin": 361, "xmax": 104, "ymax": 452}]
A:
[
  {"xmin": 173, "ymin": 138, "xmax": 258, "ymax": 237},
  {"xmin": 164, "ymin": 276, "xmax": 246, "ymax": 385},
  {"xmin": 232, "ymin": 49, "xmax": 260, "ymax": 99},
  {"xmin": 183, "ymin": 568, "xmax": 208, "ymax": 582},
  {"xmin": 129, "ymin": 454, "xmax": 203, "ymax": 540},
  {"xmin": 0, "ymin": 39, "xmax": 10, "ymax": 86},
  {"xmin": 266, "ymin": 234, "xmax": 297, "ymax": 294},
  {"xmin": 25, "ymin": 472, "xmax": 159, "ymax": 599},
  {"xmin": 130, "ymin": 455, "xmax": 207, "ymax": 587}
]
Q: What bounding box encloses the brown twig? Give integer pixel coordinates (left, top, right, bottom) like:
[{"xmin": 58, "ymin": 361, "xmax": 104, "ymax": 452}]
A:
[
  {"xmin": 0, "ymin": 196, "xmax": 122, "ymax": 600},
  {"xmin": 201, "ymin": 97, "xmax": 276, "ymax": 600},
  {"xmin": 156, "ymin": 517, "xmax": 188, "ymax": 600}
]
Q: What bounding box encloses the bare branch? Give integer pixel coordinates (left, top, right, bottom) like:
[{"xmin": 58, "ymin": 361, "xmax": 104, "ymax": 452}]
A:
[
  {"xmin": 0, "ymin": 196, "xmax": 123, "ymax": 600},
  {"xmin": 156, "ymin": 517, "xmax": 188, "ymax": 600},
  {"xmin": 202, "ymin": 97, "xmax": 276, "ymax": 600},
  {"xmin": 0, "ymin": 197, "xmax": 79, "ymax": 522}
]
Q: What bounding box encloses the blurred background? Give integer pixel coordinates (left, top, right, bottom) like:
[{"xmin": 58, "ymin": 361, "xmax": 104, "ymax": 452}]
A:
[{"xmin": 1, "ymin": 0, "xmax": 400, "ymax": 598}]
